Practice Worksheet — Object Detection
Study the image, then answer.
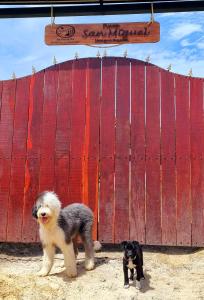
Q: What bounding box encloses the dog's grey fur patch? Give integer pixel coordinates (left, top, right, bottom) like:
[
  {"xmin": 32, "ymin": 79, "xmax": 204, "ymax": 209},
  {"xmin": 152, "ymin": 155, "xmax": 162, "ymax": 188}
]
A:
[{"xmin": 58, "ymin": 203, "xmax": 93, "ymax": 244}]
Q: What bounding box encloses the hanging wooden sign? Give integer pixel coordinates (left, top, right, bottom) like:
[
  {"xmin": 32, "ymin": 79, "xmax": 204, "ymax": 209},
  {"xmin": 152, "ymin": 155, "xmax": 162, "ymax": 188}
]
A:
[{"xmin": 45, "ymin": 22, "xmax": 160, "ymax": 45}]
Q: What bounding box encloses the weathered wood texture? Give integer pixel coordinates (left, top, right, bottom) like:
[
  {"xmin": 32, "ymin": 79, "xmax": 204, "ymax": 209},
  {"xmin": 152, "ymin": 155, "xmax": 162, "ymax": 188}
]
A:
[{"xmin": 0, "ymin": 57, "xmax": 203, "ymax": 246}]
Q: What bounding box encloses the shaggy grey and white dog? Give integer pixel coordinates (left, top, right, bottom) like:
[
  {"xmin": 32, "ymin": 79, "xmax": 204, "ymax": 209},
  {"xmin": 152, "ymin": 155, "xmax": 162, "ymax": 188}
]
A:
[{"xmin": 32, "ymin": 191, "xmax": 100, "ymax": 277}]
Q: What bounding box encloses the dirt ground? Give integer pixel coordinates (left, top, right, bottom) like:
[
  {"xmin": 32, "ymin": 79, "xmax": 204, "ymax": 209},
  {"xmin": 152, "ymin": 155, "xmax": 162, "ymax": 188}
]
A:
[{"xmin": 0, "ymin": 243, "xmax": 204, "ymax": 300}]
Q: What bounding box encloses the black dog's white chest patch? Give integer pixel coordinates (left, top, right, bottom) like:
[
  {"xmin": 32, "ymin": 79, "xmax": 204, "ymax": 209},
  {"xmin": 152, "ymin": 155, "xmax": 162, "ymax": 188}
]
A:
[{"xmin": 127, "ymin": 259, "xmax": 136, "ymax": 269}]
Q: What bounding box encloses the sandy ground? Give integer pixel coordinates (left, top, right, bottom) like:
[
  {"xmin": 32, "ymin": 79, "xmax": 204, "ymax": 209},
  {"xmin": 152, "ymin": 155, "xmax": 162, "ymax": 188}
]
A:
[{"xmin": 0, "ymin": 243, "xmax": 204, "ymax": 300}]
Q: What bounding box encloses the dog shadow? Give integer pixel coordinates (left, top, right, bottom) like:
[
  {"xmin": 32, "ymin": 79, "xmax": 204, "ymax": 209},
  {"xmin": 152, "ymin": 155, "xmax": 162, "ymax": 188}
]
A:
[
  {"xmin": 0, "ymin": 242, "xmax": 42, "ymax": 257},
  {"xmin": 139, "ymin": 271, "xmax": 154, "ymax": 293},
  {"xmin": 143, "ymin": 245, "xmax": 201, "ymax": 255},
  {"xmin": 51, "ymin": 256, "xmax": 110, "ymax": 282},
  {"xmin": 128, "ymin": 270, "xmax": 154, "ymax": 293}
]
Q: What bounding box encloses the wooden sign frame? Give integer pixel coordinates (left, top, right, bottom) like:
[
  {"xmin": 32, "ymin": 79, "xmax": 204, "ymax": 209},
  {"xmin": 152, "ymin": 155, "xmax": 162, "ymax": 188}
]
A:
[{"xmin": 45, "ymin": 22, "xmax": 160, "ymax": 45}]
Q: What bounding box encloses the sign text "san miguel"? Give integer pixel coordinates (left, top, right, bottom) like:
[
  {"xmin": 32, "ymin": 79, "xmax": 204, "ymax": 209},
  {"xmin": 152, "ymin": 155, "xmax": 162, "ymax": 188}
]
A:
[{"xmin": 45, "ymin": 22, "xmax": 160, "ymax": 45}]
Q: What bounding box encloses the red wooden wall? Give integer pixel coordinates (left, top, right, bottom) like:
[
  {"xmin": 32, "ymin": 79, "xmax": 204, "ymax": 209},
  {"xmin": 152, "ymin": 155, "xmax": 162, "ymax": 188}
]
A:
[{"xmin": 0, "ymin": 57, "xmax": 204, "ymax": 246}]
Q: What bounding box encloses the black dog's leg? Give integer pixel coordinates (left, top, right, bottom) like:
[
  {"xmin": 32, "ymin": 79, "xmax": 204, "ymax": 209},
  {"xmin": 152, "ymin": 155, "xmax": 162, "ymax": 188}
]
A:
[
  {"xmin": 135, "ymin": 265, "xmax": 144, "ymax": 289},
  {"xmin": 141, "ymin": 265, "xmax": 145, "ymax": 279},
  {"xmin": 130, "ymin": 268, "xmax": 134, "ymax": 282},
  {"xmin": 123, "ymin": 259, "xmax": 129, "ymax": 288}
]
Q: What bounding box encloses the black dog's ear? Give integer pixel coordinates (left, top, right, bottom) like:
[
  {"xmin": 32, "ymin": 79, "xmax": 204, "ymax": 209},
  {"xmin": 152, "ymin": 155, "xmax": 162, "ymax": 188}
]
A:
[
  {"xmin": 132, "ymin": 241, "xmax": 139, "ymax": 247},
  {"xmin": 32, "ymin": 205, "xmax": 38, "ymax": 219},
  {"xmin": 133, "ymin": 241, "xmax": 143, "ymax": 265},
  {"xmin": 121, "ymin": 241, "xmax": 128, "ymax": 249}
]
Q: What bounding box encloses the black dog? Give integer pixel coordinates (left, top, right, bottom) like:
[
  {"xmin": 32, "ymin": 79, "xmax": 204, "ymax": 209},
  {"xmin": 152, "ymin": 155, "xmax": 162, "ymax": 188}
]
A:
[{"xmin": 122, "ymin": 241, "xmax": 145, "ymax": 289}]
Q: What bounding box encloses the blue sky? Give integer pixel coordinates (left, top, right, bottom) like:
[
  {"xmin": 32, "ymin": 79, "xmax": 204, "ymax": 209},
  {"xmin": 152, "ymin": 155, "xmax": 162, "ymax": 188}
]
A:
[{"xmin": 0, "ymin": 10, "xmax": 203, "ymax": 79}]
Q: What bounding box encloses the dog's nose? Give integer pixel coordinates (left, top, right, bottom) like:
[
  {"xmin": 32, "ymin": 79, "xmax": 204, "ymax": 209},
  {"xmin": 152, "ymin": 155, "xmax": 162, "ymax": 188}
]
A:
[{"xmin": 41, "ymin": 212, "xmax": 46, "ymax": 217}]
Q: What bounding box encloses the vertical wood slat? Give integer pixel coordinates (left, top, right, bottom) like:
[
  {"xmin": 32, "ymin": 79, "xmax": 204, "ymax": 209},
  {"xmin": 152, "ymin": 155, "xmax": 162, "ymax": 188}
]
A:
[
  {"xmin": 22, "ymin": 71, "xmax": 44, "ymax": 242},
  {"xmin": 0, "ymin": 80, "xmax": 15, "ymax": 241},
  {"xmin": 7, "ymin": 77, "xmax": 30, "ymax": 242},
  {"xmin": 39, "ymin": 65, "xmax": 59, "ymax": 191},
  {"xmin": 190, "ymin": 78, "xmax": 204, "ymax": 246},
  {"xmin": 55, "ymin": 61, "xmax": 72, "ymax": 206},
  {"xmin": 0, "ymin": 81, "xmax": 2, "ymax": 108},
  {"xmin": 99, "ymin": 58, "xmax": 116, "ymax": 243},
  {"xmin": 114, "ymin": 58, "xmax": 130, "ymax": 243},
  {"xmin": 130, "ymin": 60, "xmax": 146, "ymax": 244},
  {"xmin": 69, "ymin": 59, "xmax": 87, "ymax": 203},
  {"xmin": 160, "ymin": 70, "xmax": 177, "ymax": 245},
  {"xmin": 85, "ymin": 58, "xmax": 101, "ymax": 240},
  {"xmin": 175, "ymin": 75, "xmax": 191, "ymax": 246},
  {"xmin": 145, "ymin": 65, "xmax": 161, "ymax": 245}
]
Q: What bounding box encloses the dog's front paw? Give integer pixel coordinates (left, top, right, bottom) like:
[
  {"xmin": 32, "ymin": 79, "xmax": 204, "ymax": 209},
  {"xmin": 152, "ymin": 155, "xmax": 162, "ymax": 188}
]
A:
[
  {"xmin": 67, "ymin": 270, "xmax": 77, "ymax": 278},
  {"xmin": 85, "ymin": 258, "xmax": 95, "ymax": 271},
  {"xmin": 37, "ymin": 269, "xmax": 49, "ymax": 277},
  {"xmin": 136, "ymin": 280, "xmax": 141, "ymax": 290},
  {"xmin": 124, "ymin": 284, "xmax": 129, "ymax": 289}
]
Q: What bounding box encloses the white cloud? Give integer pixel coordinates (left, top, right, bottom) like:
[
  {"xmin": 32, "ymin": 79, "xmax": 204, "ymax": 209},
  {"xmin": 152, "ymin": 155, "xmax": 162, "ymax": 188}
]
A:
[
  {"xmin": 0, "ymin": 12, "xmax": 204, "ymax": 79},
  {"xmin": 180, "ymin": 39, "xmax": 192, "ymax": 47},
  {"xmin": 197, "ymin": 42, "xmax": 204, "ymax": 49},
  {"xmin": 170, "ymin": 23, "xmax": 202, "ymax": 40}
]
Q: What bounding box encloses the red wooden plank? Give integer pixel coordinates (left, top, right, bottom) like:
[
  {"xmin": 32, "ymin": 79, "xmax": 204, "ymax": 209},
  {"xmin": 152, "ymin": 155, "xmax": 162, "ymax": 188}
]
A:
[
  {"xmin": 55, "ymin": 158, "xmax": 70, "ymax": 205},
  {"xmin": 55, "ymin": 61, "xmax": 72, "ymax": 206},
  {"xmin": 114, "ymin": 58, "xmax": 130, "ymax": 243},
  {"xmin": 39, "ymin": 65, "xmax": 59, "ymax": 191},
  {"xmin": 0, "ymin": 80, "xmax": 16, "ymax": 241},
  {"xmin": 161, "ymin": 70, "xmax": 176, "ymax": 245},
  {"xmin": 190, "ymin": 78, "xmax": 204, "ymax": 246},
  {"xmin": 84, "ymin": 58, "xmax": 101, "ymax": 240},
  {"xmin": 69, "ymin": 59, "xmax": 87, "ymax": 202},
  {"xmin": 99, "ymin": 58, "xmax": 116, "ymax": 243},
  {"xmin": 0, "ymin": 81, "xmax": 2, "ymax": 110},
  {"xmin": 0, "ymin": 81, "xmax": 15, "ymax": 159},
  {"xmin": 69, "ymin": 158, "xmax": 83, "ymax": 202},
  {"xmin": 130, "ymin": 59, "xmax": 146, "ymax": 244},
  {"xmin": 7, "ymin": 76, "xmax": 30, "ymax": 242},
  {"xmin": 145, "ymin": 65, "xmax": 161, "ymax": 245},
  {"xmin": 175, "ymin": 75, "xmax": 191, "ymax": 246},
  {"xmin": 21, "ymin": 71, "xmax": 44, "ymax": 242}
]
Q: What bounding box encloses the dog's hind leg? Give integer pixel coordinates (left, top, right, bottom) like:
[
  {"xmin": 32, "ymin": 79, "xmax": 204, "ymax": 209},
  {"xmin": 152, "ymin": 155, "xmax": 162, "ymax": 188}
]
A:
[
  {"xmin": 81, "ymin": 222, "xmax": 95, "ymax": 271},
  {"xmin": 135, "ymin": 265, "xmax": 144, "ymax": 289},
  {"xmin": 72, "ymin": 237, "xmax": 79, "ymax": 258},
  {"xmin": 62, "ymin": 242, "xmax": 77, "ymax": 278},
  {"xmin": 37, "ymin": 244, "xmax": 55, "ymax": 276}
]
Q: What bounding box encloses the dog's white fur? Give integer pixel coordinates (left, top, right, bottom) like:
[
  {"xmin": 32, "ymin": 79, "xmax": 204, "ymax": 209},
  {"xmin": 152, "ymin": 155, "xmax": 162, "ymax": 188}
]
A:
[{"xmin": 36, "ymin": 192, "xmax": 77, "ymax": 277}]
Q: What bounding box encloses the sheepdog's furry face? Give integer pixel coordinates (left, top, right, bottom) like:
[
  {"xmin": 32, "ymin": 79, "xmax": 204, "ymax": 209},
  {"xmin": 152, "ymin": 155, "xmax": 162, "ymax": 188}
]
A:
[{"xmin": 32, "ymin": 191, "xmax": 61, "ymax": 226}]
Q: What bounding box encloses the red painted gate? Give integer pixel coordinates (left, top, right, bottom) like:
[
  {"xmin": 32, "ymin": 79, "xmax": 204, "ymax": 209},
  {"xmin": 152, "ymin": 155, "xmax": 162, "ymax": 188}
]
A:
[{"xmin": 0, "ymin": 57, "xmax": 204, "ymax": 246}]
